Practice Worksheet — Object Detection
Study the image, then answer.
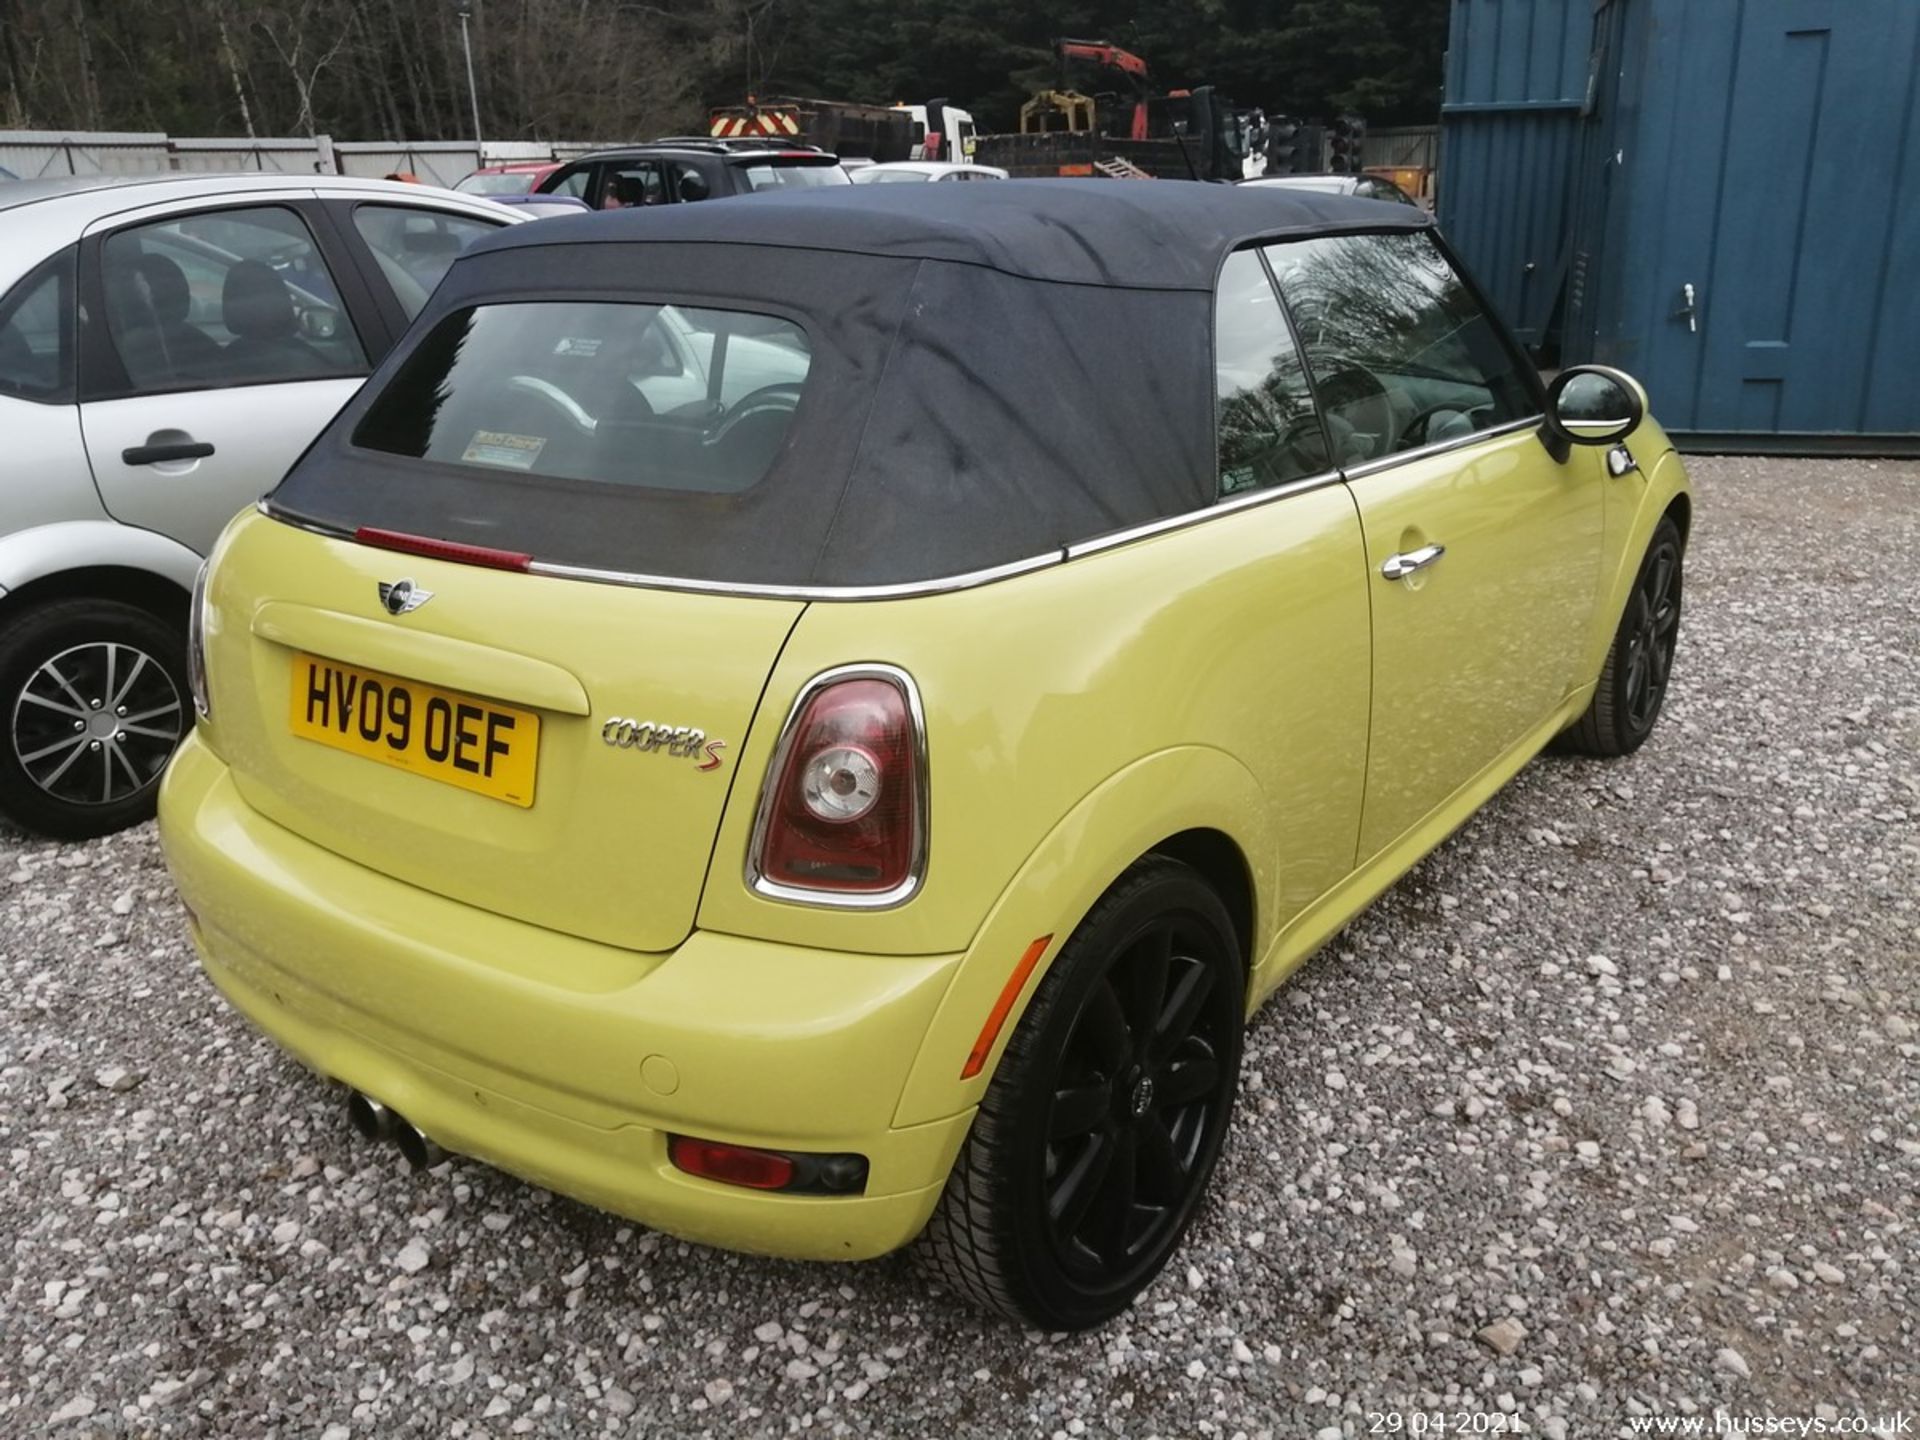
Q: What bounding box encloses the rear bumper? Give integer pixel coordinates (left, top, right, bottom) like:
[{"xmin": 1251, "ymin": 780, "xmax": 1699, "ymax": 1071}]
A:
[{"xmin": 158, "ymin": 733, "xmax": 972, "ymax": 1261}]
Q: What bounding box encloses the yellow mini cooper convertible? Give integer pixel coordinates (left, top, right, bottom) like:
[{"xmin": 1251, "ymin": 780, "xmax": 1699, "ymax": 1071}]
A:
[{"xmin": 160, "ymin": 182, "xmax": 1690, "ymax": 1329}]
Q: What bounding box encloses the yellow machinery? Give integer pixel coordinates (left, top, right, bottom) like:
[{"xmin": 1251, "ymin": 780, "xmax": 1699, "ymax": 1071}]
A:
[{"xmin": 1018, "ymin": 90, "xmax": 1095, "ymax": 135}]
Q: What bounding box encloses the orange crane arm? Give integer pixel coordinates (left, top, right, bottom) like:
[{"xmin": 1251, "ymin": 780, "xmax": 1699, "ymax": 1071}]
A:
[{"xmin": 1053, "ymin": 38, "xmax": 1150, "ymax": 83}]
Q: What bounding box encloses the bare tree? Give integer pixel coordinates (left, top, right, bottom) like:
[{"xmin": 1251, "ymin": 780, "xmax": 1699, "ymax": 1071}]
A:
[
  {"xmin": 253, "ymin": 1, "xmax": 353, "ymax": 138},
  {"xmin": 215, "ymin": 3, "xmax": 258, "ymax": 139}
]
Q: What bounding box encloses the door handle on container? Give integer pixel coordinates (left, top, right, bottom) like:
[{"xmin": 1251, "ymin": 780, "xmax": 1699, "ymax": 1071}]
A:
[
  {"xmin": 1381, "ymin": 543, "xmax": 1445, "ymax": 580},
  {"xmin": 123, "ymin": 440, "xmax": 215, "ymax": 465},
  {"xmin": 1672, "ymin": 281, "xmax": 1697, "ymax": 333}
]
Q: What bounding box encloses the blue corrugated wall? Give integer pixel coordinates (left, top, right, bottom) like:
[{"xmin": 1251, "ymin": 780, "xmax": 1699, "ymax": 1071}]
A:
[{"xmin": 1438, "ymin": 0, "xmax": 1592, "ymax": 347}]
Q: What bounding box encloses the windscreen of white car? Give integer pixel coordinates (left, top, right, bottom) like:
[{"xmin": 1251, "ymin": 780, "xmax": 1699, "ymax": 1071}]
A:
[{"xmin": 455, "ymin": 172, "xmax": 539, "ymax": 195}]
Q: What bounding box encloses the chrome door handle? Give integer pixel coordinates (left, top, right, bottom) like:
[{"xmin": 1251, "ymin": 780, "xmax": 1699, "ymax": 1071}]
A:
[{"xmin": 1381, "ymin": 543, "xmax": 1445, "ymax": 580}]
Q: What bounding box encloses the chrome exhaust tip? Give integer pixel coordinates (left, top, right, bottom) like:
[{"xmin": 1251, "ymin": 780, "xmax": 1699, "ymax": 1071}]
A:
[
  {"xmin": 394, "ymin": 1120, "xmax": 447, "ymax": 1172},
  {"xmin": 347, "ymin": 1090, "xmax": 397, "ymax": 1142}
]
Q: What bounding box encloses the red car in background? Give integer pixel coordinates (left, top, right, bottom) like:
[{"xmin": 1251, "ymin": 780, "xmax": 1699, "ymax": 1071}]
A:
[{"xmin": 453, "ymin": 161, "xmax": 562, "ymax": 197}]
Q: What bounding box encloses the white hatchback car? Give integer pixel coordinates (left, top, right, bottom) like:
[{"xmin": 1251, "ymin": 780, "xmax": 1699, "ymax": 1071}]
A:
[{"xmin": 0, "ymin": 173, "xmax": 518, "ymax": 837}]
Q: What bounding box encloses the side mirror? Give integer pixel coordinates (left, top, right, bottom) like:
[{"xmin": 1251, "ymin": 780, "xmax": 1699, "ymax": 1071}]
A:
[
  {"xmin": 1539, "ymin": 364, "xmax": 1646, "ymax": 463},
  {"xmin": 297, "ymin": 306, "xmax": 339, "ymax": 341}
]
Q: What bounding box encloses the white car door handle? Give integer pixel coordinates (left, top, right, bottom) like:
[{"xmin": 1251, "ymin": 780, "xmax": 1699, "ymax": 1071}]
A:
[{"xmin": 1381, "ymin": 544, "xmax": 1445, "ymax": 581}]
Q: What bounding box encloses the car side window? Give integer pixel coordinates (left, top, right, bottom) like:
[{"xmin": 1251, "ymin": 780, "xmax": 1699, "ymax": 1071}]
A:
[
  {"xmin": 1213, "ymin": 247, "xmax": 1326, "ymax": 496},
  {"xmin": 352, "ymin": 204, "xmax": 503, "ymax": 321},
  {"xmin": 548, "ymin": 166, "xmax": 591, "ymax": 199},
  {"xmin": 0, "ymin": 247, "xmax": 75, "ymax": 403},
  {"xmin": 603, "ymin": 164, "xmax": 669, "ymax": 209},
  {"xmin": 100, "ymin": 206, "xmax": 366, "ymax": 395},
  {"xmin": 1263, "ymin": 231, "xmax": 1533, "ymax": 465}
]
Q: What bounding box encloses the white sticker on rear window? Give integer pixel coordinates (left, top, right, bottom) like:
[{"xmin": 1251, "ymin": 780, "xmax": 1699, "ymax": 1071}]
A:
[
  {"xmin": 461, "ymin": 430, "xmax": 547, "ymax": 469},
  {"xmin": 554, "ymin": 336, "xmax": 603, "ymax": 357}
]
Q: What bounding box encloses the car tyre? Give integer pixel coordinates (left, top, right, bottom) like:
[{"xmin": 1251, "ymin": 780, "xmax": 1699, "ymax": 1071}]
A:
[
  {"xmin": 915, "ymin": 855, "xmax": 1244, "ymax": 1330},
  {"xmin": 0, "ymin": 599, "xmax": 190, "ymax": 840},
  {"xmin": 1558, "ymin": 515, "xmax": 1683, "ymax": 758}
]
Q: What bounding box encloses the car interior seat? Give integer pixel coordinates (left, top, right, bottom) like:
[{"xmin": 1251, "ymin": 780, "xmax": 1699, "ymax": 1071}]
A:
[
  {"xmin": 132, "ymin": 255, "xmax": 223, "ymax": 381},
  {"xmin": 219, "ymin": 260, "xmax": 327, "ymax": 379}
]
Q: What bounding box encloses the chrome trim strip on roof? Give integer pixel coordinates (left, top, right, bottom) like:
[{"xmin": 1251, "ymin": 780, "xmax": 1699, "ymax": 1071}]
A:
[
  {"xmin": 1339, "ymin": 414, "xmax": 1545, "ymax": 481},
  {"xmin": 262, "ymin": 475, "xmax": 1365, "ymax": 601},
  {"xmin": 526, "ymin": 550, "xmax": 1067, "ymax": 601},
  {"xmin": 1063, "ymin": 470, "xmax": 1343, "ymax": 559}
]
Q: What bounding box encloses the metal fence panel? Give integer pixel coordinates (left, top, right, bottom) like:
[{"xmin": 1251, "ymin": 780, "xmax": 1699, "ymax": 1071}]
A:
[
  {"xmin": 0, "ymin": 131, "xmax": 172, "ymax": 177},
  {"xmin": 168, "ymin": 137, "xmax": 329, "ymax": 174},
  {"xmin": 1361, "ymin": 127, "xmax": 1437, "ymax": 170},
  {"xmin": 332, "ymin": 142, "xmax": 481, "ymax": 187},
  {"xmin": 2, "ymin": 131, "xmax": 605, "ymax": 184}
]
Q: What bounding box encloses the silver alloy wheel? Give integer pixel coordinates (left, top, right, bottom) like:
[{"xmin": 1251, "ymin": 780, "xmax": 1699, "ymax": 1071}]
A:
[{"xmin": 11, "ymin": 642, "xmax": 185, "ymax": 806}]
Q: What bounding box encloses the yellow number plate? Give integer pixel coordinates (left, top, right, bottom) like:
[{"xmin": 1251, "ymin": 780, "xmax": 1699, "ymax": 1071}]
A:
[{"xmin": 287, "ymin": 653, "xmax": 539, "ymax": 807}]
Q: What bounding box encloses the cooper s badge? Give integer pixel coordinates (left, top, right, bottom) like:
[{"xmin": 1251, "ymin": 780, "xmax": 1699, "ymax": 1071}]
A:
[
  {"xmin": 602, "ymin": 717, "xmax": 726, "ymax": 772},
  {"xmin": 378, "ymin": 578, "xmax": 434, "ymax": 616}
]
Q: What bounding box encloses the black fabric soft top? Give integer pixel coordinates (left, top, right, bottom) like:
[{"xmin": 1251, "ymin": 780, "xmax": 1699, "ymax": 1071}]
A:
[
  {"xmin": 271, "ymin": 182, "xmax": 1435, "ymax": 589},
  {"xmin": 464, "ymin": 177, "xmax": 1433, "ymax": 292}
]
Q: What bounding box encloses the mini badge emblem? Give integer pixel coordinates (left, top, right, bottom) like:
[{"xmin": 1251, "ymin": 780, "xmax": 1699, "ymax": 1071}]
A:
[{"xmin": 378, "ymin": 579, "xmax": 433, "ymax": 616}]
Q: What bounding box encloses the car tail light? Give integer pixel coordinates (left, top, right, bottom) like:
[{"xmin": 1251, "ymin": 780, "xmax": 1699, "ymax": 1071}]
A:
[
  {"xmin": 187, "ymin": 560, "xmax": 212, "ymax": 719},
  {"xmin": 749, "ymin": 667, "xmax": 926, "ymax": 904}
]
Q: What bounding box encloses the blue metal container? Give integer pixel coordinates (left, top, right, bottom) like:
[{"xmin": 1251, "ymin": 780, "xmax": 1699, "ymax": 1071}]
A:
[{"xmin": 1442, "ymin": 0, "xmax": 1920, "ymax": 451}]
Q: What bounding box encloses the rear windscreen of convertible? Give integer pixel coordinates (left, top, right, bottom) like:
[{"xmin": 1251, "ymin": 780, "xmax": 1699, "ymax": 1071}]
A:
[
  {"xmin": 353, "ymin": 301, "xmax": 810, "ymax": 494},
  {"xmin": 278, "ymin": 227, "xmax": 1219, "ymax": 588}
]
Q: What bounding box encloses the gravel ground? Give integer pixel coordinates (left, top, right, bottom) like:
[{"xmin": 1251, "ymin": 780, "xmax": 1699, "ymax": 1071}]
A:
[{"xmin": 3, "ymin": 455, "xmax": 1915, "ymax": 1439}]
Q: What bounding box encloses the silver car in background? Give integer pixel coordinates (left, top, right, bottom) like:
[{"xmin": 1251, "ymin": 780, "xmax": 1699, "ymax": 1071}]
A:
[{"xmin": 0, "ymin": 174, "xmax": 517, "ymax": 837}]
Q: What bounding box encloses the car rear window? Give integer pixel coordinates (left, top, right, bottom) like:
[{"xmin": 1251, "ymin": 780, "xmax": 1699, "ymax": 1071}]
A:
[
  {"xmin": 353, "ymin": 300, "xmax": 810, "ymax": 494},
  {"xmin": 730, "ymin": 159, "xmax": 851, "ymax": 191}
]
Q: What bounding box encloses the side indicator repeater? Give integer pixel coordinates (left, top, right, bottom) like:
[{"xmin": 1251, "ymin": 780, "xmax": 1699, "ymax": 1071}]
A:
[{"xmin": 961, "ymin": 935, "xmax": 1053, "ymax": 1079}]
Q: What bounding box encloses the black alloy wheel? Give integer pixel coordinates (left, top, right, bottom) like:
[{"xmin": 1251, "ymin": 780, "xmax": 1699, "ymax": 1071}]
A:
[
  {"xmin": 1621, "ymin": 535, "xmax": 1682, "ymax": 733},
  {"xmin": 917, "ymin": 857, "xmax": 1244, "ymax": 1330},
  {"xmin": 0, "ymin": 599, "xmax": 190, "ymax": 839},
  {"xmin": 1558, "ymin": 514, "xmax": 1684, "ymax": 758},
  {"xmin": 1043, "ymin": 913, "xmax": 1232, "ymax": 1285}
]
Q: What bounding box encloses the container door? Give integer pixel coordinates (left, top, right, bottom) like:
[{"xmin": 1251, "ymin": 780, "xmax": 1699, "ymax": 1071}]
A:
[{"xmin": 1592, "ymin": 0, "xmax": 1920, "ymax": 437}]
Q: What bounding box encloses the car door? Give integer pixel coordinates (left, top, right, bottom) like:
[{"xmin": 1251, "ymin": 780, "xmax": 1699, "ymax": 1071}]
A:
[
  {"xmin": 1264, "ymin": 230, "xmax": 1605, "ymax": 863},
  {"xmin": 76, "ymin": 196, "xmax": 377, "ymax": 557}
]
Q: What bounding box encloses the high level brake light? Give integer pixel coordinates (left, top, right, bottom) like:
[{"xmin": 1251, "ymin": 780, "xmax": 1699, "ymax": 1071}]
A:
[
  {"xmin": 353, "ymin": 526, "xmax": 532, "ymax": 573},
  {"xmin": 749, "ymin": 668, "xmax": 926, "ymax": 902}
]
